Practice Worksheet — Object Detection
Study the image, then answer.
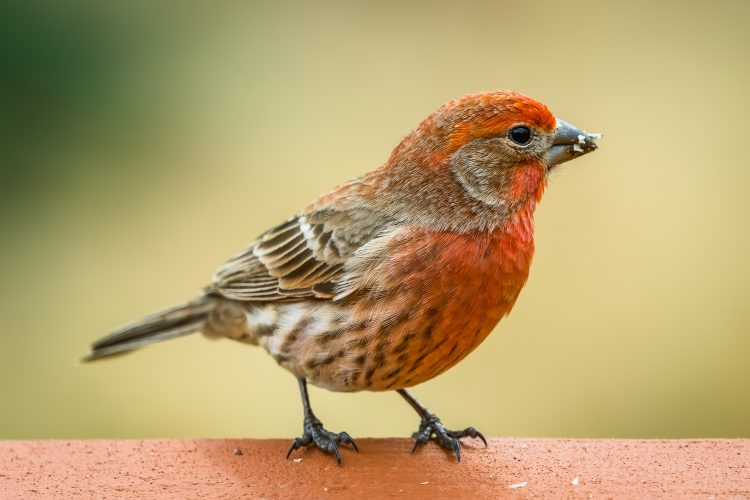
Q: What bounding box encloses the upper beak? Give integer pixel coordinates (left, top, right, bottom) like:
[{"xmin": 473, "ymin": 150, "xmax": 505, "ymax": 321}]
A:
[{"xmin": 543, "ymin": 119, "xmax": 602, "ymax": 168}]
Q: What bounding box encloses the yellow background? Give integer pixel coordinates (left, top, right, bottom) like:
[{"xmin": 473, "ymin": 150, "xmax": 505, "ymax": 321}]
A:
[{"xmin": 2, "ymin": 1, "xmax": 749, "ymax": 440}]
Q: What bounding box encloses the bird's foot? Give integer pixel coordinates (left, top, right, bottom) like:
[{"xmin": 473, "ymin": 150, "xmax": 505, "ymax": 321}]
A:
[
  {"xmin": 286, "ymin": 415, "xmax": 358, "ymax": 465},
  {"xmin": 410, "ymin": 413, "xmax": 487, "ymax": 462}
]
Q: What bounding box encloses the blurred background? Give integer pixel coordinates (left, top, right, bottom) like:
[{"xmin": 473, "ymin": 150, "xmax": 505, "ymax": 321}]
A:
[{"xmin": 1, "ymin": 0, "xmax": 749, "ymax": 440}]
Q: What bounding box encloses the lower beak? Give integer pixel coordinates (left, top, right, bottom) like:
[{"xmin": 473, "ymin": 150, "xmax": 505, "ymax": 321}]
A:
[{"xmin": 543, "ymin": 119, "xmax": 602, "ymax": 168}]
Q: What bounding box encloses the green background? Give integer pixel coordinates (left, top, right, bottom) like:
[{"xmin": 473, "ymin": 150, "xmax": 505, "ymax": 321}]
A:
[{"xmin": 2, "ymin": 1, "xmax": 749, "ymax": 440}]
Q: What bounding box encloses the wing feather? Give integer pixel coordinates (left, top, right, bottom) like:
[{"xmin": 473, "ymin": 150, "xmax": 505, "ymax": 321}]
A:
[{"xmin": 212, "ymin": 208, "xmax": 391, "ymax": 302}]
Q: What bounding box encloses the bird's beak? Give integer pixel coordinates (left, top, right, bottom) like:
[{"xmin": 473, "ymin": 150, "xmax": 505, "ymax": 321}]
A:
[{"xmin": 543, "ymin": 119, "xmax": 602, "ymax": 168}]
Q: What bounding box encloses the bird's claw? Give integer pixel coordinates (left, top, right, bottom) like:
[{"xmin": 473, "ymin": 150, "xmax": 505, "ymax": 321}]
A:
[
  {"xmin": 410, "ymin": 413, "xmax": 486, "ymax": 462},
  {"xmin": 286, "ymin": 415, "xmax": 358, "ymax": 465}
]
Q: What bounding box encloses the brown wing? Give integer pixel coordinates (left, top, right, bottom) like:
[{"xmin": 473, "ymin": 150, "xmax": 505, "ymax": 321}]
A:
[{"xmin": 212, "ymin": 208, "xmax": 389, "ymax": 301}]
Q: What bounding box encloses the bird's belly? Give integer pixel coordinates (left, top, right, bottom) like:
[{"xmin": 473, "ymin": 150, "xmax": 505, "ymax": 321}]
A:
[{"xmin": 257, "ymin": 226, "xmax": 534, "ymax": 392}]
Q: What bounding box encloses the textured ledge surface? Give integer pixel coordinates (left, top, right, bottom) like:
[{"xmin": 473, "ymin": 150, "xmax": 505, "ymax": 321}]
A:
[{"xmin": 1, "ymin": 438, "xmax": 748, "ymax": 498}]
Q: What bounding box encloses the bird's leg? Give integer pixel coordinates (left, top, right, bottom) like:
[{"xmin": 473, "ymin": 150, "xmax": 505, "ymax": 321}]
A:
[
  {"xmin": 397, "ymin": 389, "xmax": 487, "ymax": 462},
  {"xmin": 286, "ymin": 377, "xmax": 358, "ymax": 465}
]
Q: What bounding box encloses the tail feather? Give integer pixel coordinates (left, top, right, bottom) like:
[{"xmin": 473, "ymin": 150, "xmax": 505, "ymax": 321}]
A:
[{"xmin": 84, "ymin": 296, "xmax": 216, "ymax": 362}]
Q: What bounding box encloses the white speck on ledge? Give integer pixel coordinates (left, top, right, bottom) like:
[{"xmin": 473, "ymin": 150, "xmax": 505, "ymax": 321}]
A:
[
  {"xmin": 293, "ymin": 458, "xmax": 302, "ymax": 463},
  {"xmin": 572, "ymin": 477, "xmax": 580, "ymax": 486},
  {"xmin": 510, "ymin": 482, "xmax": 528, "ymax": 489}
]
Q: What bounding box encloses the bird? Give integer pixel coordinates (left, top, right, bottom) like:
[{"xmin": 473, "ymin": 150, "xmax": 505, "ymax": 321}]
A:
[{"xmin": 85, "ymin": 90, "xmax": 601, "ymax": 465}]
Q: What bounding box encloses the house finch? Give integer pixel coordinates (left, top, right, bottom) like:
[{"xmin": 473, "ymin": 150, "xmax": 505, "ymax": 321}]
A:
[{"xmin": 86, "ymin": 90, "xmax": 601, "ymax": 464}]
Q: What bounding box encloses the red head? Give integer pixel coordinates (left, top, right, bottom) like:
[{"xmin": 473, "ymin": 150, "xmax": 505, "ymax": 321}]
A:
[
  {"xmin": 388, "ymin": 91, "xmax": 556, "ymax": 167},
  {"xmin": 369, "ymin": 91, "xmax": 599, "ymax": 232}
]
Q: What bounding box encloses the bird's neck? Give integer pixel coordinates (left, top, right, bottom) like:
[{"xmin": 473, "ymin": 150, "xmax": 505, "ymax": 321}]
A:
[
  {"xmin": 358, "ymin": 162, "xmax": 545, "ymax": 234},
  {"xmin": 499, "ymin": 190, "xmax": 538, "ymax": 245}
]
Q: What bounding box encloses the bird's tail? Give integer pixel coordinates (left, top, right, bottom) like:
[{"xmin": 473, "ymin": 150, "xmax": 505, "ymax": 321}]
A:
[{"xmin": 83, "ymin": 295, "xmax": 217, "ymax": 362}]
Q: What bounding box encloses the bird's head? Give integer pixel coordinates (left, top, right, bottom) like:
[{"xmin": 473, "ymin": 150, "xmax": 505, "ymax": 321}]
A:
[{"xmin": 387, "ymin": 90, "xmax": 600, "ymax": 213}]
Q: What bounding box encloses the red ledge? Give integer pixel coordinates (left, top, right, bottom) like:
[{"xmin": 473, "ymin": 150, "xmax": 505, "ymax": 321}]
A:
[{"xmin": 1, "ymin": 438, "xmax": 748, "ymax": 498}]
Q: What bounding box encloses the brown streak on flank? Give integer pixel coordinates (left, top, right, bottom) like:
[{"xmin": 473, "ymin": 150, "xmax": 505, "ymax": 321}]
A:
[
  {"xmin": 382, "ymin": 309, "xmax": 411, "ymax": 330},
  {"xmin": 410, "ymin": 352, "xmax": 429, "ymax": 372},
  {"xmin": 346, "ymin": 337, "xmax": 362, "ymax": 349},
  {"xmin": 364, "ymin": 366, "xmax": 376, "ymax": 383},
  {"xmin": 374, "ymin": 352, "xmax": 386, "ymax": 369},
  {"xmin": 279, "ymin": 316, "xmax": 312, "ymax": 353},
  {"xmin": 396, "ymin": 352, "xmax": 409, "ymax": 364},
  {"xmin": 447, "ymin": 340, "xmax": 459, "ymax": 357},
  {"xmin": 421, "ymin": 324, "xmax": 434, "ymax": 341},
  {"xmin": 393, "ymin": 340, "xmax": 408, "ymax": 354},
  {"xmin": 279, "ymin": 332, "xmax": 297, "ymax": 355},
  {"xmin": 374, "ymin": 323, "xmax": 390, "ymax": 342},
  {"xmin": 393, "ymin": 331, "xmax": 414, "ymax": 354},
  {"xmin": 351, "ymin": 318, "xmax": 373, "ymax": 331},
  {"xmin": 354, "ymin": 354, "xmax": 366, "ymax": 366},
  {"xmin": 384, "ymin": 367, "xmax": 400, "ymax": 380},
  {"xmin": 316, "ymin": 329, "xmax": 346, "ymax": 346},
  {"xmin": 352, "ymin": 337, "xmax": 370, "ymax": 349},
  {"xmin": 254, "ymin": 323, "xmax": 275, "ymax": 337},
  {"xmin": 328, "ymin": 313, "xmax": 344, "ymax": 328},
  {"xmin": 375, "ymin": 337, "xmax": 391, "ymax": 355},
  {"xmin": 305, "ymin": 356, "xmax": 326, "ymax": 370},
  {"xmin": 318, "ymin": 355, "xmax": 337, "ymax": 367}
]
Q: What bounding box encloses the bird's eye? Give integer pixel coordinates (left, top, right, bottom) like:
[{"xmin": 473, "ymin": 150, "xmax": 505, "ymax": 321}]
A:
[{"xmin": 509, "ymin": 126, "xmax": 532, "ymax": 145}]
